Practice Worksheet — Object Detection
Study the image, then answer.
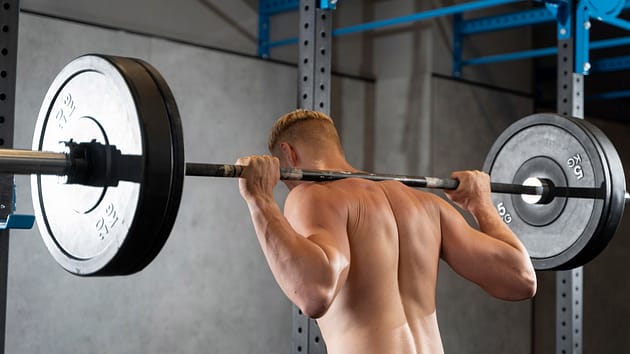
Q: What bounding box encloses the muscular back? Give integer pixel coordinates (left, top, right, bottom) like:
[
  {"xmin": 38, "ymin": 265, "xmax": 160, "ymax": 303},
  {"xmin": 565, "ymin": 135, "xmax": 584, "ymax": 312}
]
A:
[{"xmin": 285, "ymin": 179, "xmax": 446, "ymax": 354}]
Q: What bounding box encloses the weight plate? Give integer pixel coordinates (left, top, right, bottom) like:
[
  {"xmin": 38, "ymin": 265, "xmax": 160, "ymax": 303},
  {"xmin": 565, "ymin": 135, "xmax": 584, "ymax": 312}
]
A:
[
  {"xmin": 32, "ymin": 55, "xmax": 185, "ymax": 276},
  {"xmin": 483, "ymin": 113, "xmax": 625, "ymax": 270}
]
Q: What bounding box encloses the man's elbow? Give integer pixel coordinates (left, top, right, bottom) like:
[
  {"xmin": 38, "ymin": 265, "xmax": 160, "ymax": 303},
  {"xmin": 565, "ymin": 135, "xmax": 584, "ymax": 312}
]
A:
[
  {"xmin": 503, "ymin": 269, "xmax": 537, "ymax": 301},
  {"xmin": 515, "ymin": 269, "xmax": 537, "ymax": 299},
  {"xmin": 297, "ymin": 288, "xmax": 334, "ymax": 319},
  {"xmin": 486, "ymin": 267, "xmax": 537, "ymax": 301}
]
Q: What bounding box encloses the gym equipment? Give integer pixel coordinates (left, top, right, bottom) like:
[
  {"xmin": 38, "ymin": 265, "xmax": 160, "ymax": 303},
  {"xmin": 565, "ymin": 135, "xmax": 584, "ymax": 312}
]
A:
[{"xmin": 0, "ymin": 55, "xmax": 625, "ymax": 275}]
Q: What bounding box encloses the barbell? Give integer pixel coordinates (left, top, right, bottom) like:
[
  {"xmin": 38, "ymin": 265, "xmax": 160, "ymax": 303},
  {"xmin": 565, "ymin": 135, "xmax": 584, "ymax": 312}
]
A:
[{"xmin": 2, "ymin": 54, "xmax": 627, "ymax": 275}]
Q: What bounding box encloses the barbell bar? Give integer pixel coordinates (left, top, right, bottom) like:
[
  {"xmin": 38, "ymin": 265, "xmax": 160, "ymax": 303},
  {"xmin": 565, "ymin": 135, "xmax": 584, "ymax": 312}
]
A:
[
  {"xmin": 10, "ymin": 54, "xmax": 629, "ymax": 275},
  {"xmin": 0, "ymin": 147, "xmax": 620, "ymax": 203},
  {"xmin": 186, "ymin": 162, "xmax": 621, "ymax": 202}
]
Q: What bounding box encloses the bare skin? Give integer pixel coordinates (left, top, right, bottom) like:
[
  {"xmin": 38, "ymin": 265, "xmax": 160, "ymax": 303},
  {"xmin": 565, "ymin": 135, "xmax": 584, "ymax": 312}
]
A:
[{"xmin": 237, "ymin": 141, "xmax": 536, "ymax": 354}]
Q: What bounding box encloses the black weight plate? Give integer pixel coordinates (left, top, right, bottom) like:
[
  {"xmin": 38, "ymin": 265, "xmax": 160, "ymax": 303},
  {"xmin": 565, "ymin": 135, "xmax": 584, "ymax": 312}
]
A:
[
  {"xmin": 483, "ymin": 113, "xmax": 625, "ymax": 270},
  {"xmin": 31, "ymin": 55, "xmax": 185, "ymax": 276}
]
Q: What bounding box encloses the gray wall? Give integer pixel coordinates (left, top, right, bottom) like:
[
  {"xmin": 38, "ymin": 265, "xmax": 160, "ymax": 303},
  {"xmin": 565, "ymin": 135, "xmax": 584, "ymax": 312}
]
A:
[
  {"xmin": 9, "ymin": 13, "xmax": 370, "ymax": 354},
  {"xmin": 431, "ymin": 76, "xmax": 534, "ymax": 354},
  {"xmin": 21, "ymin": 0, "xmax": 260, "ymax": 55}
]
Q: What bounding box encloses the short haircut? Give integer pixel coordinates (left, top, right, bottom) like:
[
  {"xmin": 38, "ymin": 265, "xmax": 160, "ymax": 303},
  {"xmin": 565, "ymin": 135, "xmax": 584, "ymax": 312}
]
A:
[{"xmin": 267, "ymin": 109, "xmax": 342, "ymax": 155}]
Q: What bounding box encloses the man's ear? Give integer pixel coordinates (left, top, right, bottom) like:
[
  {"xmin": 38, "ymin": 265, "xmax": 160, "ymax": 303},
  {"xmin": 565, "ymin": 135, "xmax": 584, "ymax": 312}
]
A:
[{"xmin": 280, "ymin": 142, "xmax": 298, "ymax": 167}]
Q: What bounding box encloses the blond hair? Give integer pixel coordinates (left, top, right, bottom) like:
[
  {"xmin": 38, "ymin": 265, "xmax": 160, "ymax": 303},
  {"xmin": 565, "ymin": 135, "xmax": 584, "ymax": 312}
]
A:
[{"xmin": 267, "ymin": 109, "xmax": 342, "ymax": 155}]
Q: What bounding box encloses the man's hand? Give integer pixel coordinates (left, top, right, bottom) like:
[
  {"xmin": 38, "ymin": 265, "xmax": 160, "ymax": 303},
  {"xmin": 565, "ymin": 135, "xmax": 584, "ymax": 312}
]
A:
[
  {"xmin": 443, "ymin": 170, "xmax": 493, "ymax": 213},
  {"xmin": 236, "ymin": 155, "xmax": 281, "ymax": 203}
]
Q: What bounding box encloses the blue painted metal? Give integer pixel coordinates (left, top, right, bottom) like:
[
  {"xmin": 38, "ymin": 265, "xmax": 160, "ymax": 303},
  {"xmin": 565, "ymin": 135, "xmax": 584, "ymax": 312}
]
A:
[
  {"xmin": 320, "ymin": 0, "xmax": 337, "ymax": 10},
  {"xmin": 590, "ymin": 35, "xmax": 630, "ymax": 48},
  {"xmin": 269, "ymin": 37, "xmax": 299, "ymax": 48},
  {"xmin": 268, "ymin": 0, "xmax": 523, "ymax": 50},
  {"xmin": 460, "ymin": 35, "xmax": 630, "ymax": 66},
  {"xmin": 591, "ymin": 54, "xmax": 630, "ymax": 72},
  {"xmin": 587, "ymin": 0, "xmax": 624, "ymax": 19},
  {"xmin": 575, "ymin": 0, "xmax": 630, "ymax": 74},
  {"xmin": 458, "ymin": 0, "xmax": 630, "ymax": 36},
  {"xmin": 258, "ymin": 0, "xmax": 300, "ymax": 57},
  {"xmin": 546, "ymin": 0, "xmax": 572, "ymax": 39},
  {"xmin": 587, "ymin": 89, "xmax": 630, "ymax": 99},
  {"xmin": 452, "ymin": 14, "xmax": 464, "ymax": 77},
  {"xmin": 0, "ymin": 214, "xmax": 34, "ymax": 230},
  {"xmin": 463, "ymin": 46, "xmax": 557, "ymax": 65},
  {"xmin": 459, "ymin": 7, "xmax": 554, "ymax": 35},
  {"xmin": 258, "ymin": 0, "xmax": 272, "ymax": 58},
  {"xmin": 0, "ymin": 184, "xmax": 34, "ymax": 230},
  {"xmin": 331, "ymin": 0, "xmax": 522, "ymax": 37},
  {"xmin": 601, "ymin": 16, "xmax": 630, "ymax": 31},
  {"xmin": 260, "ymin": 0, "xmax": 299, "ymax": 15},
  {"xmin": 576, "ymin": 0, "xmax": 592, "ymax": 74}
]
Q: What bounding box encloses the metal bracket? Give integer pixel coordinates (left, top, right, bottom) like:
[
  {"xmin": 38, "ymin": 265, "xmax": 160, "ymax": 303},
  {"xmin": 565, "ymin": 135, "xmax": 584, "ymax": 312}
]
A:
[
  {"xmin": 575, "ymin": 0, "xmax": 628, "ymax": 74},
  {"xmin": 546, "ymin": 0, "xmax": 572, "ymax": 39},
  {"xmin": 320, "ymin": 0, "xmax": 337, "ymax": 10},
  {"xmin": 0, "ymin": 214, "xmax": 34, "ymax": 230},
  {"xmin": 0, "ymin": 183, "xmax": 34, "ymax": 230}
]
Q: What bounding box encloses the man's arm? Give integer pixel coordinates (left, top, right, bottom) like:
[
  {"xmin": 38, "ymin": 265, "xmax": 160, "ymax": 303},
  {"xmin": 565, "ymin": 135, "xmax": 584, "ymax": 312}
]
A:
[
  {"xmin": 237, "ymin": 156, "xmax": 350, "ymax": 318},
  {"xmin": 440, "ymin": 170, "xmax": 537, "ymax": 300}
]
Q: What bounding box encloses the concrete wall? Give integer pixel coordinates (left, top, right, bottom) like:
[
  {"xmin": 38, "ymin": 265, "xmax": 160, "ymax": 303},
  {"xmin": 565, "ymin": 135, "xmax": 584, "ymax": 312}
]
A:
[
  {"xmin": 9, "ymin": 13, "xmax": 370, "ymax": 354},
  {"xmin": 21, "ymin": 0, "xmax": 260, "ymax": 55},
  {"xmin": 431, "ymin": 76, "xmax": 534, "ymax": 354}
]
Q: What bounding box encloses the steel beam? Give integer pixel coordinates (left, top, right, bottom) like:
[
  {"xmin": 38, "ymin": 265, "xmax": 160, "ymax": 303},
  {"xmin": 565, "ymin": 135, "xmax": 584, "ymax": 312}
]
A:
[
  {"xmin": 293, "ymin": 1, "xmax": 331, "ymax": 353},
  {"xmin": 0, "ymin": 1, "xmax": 19, "ymax": 353}
]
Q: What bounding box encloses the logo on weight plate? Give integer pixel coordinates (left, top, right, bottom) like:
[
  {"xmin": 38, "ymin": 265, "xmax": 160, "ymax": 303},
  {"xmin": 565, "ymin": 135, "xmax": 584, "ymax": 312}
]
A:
[{"xmin": 567, "ymin": 153, "xmax": 584, "ymax": 180}]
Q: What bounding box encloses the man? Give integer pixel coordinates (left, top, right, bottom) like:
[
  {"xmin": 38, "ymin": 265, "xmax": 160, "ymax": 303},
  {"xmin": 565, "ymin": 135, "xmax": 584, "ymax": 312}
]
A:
[{"xmin": 237, "ymin": 109, "xmax": 536, "ymax": 354}]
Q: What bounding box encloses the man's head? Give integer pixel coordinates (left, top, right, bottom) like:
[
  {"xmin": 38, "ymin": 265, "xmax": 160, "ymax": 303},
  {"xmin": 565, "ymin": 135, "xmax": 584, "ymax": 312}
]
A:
[{"xmin": 268, "ymin": 109, "xmax": 345, "ymax": 169}]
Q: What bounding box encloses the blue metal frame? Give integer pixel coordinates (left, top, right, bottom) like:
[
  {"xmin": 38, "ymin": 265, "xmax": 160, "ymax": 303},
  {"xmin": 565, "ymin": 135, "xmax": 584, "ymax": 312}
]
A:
[
  {"xmin": 331, "ymin": 0, "xmax": 521, "ymax": 36},
  {"xmin": 453, "ymin": 14, "xmax": 464, "ymax": 76},
  {"xmin": 591, "ymin": 54, "xmax": 630, "ymax": 72},
  {"xmin": 458, "ymin": 7, "xmax": 555, "ymax": 35},
  {"xmin": 320, "ymin": 0, "xmax": 338, "ymax": 10},
  {"xmin": 262, "ymin": 0, "xmax": 523, "ymax": 55},
  {"xmin": 258, "ymin": 0, "xmax": 340, "ymax": 57},
  {"xmin": 452, "ymin": 0, "xmax": 574, "ymax": 76},
  {"xmin": 453, "ymin": 0, "xmax": 630, "ymax": 76},
  {"xmin": 588, "ymin": 89, "xmax": 630, "ymax": 99},
  {"xmin": 259, "ymin": 0, "xmax": 630, "ymax": 101},
  {"xmin": 258, "ymin": 0, "xmax": 301, "ymax": 58},
  {"xmin": 575, "ymin": 0, "xmax": 630, "ymax": 74},
  {"xmin": 459, "ymin": 34, "xmax": 630, "ymax": 66}
]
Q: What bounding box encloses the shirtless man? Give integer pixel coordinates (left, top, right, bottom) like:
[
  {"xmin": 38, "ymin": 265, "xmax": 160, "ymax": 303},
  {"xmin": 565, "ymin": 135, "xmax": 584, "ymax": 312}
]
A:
[{"xmin": 237, "ymin": 109, "xmax": 537, "ymax": 354}]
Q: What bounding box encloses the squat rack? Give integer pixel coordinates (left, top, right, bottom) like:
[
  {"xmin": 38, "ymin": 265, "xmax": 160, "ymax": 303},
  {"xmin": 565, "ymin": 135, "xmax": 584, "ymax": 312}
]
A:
[{"xmin": 258, "ymin": 1, "xmax": 630, "ymax": 353}]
